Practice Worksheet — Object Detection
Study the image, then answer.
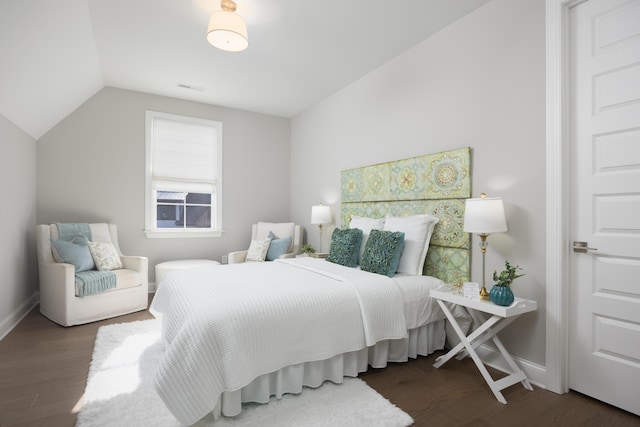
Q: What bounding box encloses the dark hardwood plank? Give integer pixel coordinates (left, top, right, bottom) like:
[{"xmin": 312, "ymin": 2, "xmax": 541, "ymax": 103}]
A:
[
  {"xmin": 360, "ymin": 354, "xmax": 639, "ymax": 427},
  {"xmin": 0, "ymin": 297, "xmax": 637, "ymax": 427},
  {"xmin": 0, "ymin": 301, "xmax": 153, "ymax": 427}
]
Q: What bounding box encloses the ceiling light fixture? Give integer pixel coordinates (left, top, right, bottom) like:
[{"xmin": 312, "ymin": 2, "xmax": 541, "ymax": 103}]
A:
[{"xmin": 207, "ymin": 0, "xmax": 248, "ymax": 52}]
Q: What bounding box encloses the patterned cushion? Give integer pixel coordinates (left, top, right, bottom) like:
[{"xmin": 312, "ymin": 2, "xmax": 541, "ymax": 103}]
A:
[
  {"xmin": 360, "ymin": 229, "xmax": 405, "ymax": 277},
  {"xmin": 246, "ymin": 237, "xmax": 272, "ymax": 262},
  {"xmin": 88, "ymin": 241, "xmax": 123, "ymax": 271},
  {"xmin": 326, "ymin": 228, "xmax": 363, "ymax": 268},
  {"xmin": 266, "ymin": 231, "xmax": 293, "ymax": 261}
]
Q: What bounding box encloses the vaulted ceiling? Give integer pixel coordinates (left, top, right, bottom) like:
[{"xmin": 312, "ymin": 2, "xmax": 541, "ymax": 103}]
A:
[{"xmin": 0, "ymin": 0, "xmax": 489, "ymax": 139}]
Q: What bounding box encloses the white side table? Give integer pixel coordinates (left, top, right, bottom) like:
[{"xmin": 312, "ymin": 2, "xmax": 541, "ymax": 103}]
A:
[{"xmin": 430, "ymin": 288, "xmax": 537, "ymax": 404}]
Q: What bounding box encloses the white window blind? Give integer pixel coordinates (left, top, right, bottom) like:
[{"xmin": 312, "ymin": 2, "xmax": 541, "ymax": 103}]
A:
[
  {"xmin": 145, "ymin": 111, "xmax": 223, "ymax": 238},
  {"xmin": 151, "ymin": 117, "xmax": 218, "ymax": 194}
]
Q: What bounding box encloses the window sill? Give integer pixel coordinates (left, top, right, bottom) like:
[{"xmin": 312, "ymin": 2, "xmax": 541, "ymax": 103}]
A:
[{"xmin": 144, "ymin": 229, "xmax": 223, "ymax": 239}]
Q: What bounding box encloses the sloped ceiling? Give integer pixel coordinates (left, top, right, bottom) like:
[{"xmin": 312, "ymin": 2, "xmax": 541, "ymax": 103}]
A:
[{"xmin": 0, "ymin": 0, "xmax": 489, "ymax": 140}]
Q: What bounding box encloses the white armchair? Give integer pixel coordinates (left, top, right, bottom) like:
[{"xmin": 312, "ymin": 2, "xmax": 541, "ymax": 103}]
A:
[
  {"xmin": 228, "ymin": 222, "xmax": 302, "ymax": 264},
  {"xmin": 36, "ymin": 223, "xmax": 148, "ymax": 326}
]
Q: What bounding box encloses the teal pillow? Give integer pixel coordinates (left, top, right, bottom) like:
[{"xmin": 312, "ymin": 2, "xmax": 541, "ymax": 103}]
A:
[
  {"xmin": 50, "ymin": 237, "xmax": 95, "ymax": 272},
  {"xmin": 326, "ymin": 228, "xmax": 363, "ymax": 268},
  {"xmin": 360, "ymin": 229, "xmax": 405, "ymax": 277},
  {"xmin": 266, "ymin": 231, "xmax": 293, "ymax": 261}
]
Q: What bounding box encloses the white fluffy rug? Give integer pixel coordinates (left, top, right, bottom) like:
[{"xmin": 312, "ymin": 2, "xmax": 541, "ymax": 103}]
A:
[{"xmin": 76, "ymin": 319, "xmax": 414, "ymax": 427}]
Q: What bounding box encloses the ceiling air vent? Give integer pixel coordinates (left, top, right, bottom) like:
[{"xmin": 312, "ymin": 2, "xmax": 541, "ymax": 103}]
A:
[{"xmin": 177, "ymin": 83, "xmax": 206, "ymax": 92}]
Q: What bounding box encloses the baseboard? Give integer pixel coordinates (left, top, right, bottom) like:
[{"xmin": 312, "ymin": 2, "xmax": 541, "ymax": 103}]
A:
[
  {"xmin": 0, "ymin": 292, "xmax": 40, "ymax": 342},
  {"xmin": 477, "ymin": 344, "xmax": 546, "ymax": 389}
]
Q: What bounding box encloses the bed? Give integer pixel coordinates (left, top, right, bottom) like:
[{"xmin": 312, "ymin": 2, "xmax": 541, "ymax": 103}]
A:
[{"xmin": 150, "ymin": 147, "xmax": 472, "ymax": 425}]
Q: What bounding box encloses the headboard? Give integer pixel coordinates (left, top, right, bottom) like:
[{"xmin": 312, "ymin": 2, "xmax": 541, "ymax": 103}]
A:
[{"xmin": 340, "ymin": 147, "xmax": 471, "ymax": 284}]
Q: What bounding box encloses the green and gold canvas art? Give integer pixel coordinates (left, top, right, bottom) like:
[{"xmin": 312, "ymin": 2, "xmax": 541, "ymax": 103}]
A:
[{"xmin": 341, "ymin": 147, "xmax": 471, "ymax": 283}]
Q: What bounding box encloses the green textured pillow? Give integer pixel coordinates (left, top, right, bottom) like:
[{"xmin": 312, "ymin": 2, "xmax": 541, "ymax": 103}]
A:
[
  {"xmin": 266, "ymin": 231, "xmax": 293, "ymax": 261},
  {"xmin": 360, "ymin": 229, "xmax": 405, "ymax": 277},
  {"xmin": 50, "ymin": 237, "xmax": 95, "ymax": 272},
  {"xmin": 326, "ymin": 228, "xmax": 363, "ymax": 268}
]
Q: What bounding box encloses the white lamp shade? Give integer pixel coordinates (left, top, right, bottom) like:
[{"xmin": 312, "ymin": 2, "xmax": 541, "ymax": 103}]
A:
[
  {"xmin": 463, "ymin": 197, "xmax": 507, "ymax": 235},
  {"xmin": 207, "ymin": 11, "xmax": 248, "ymax": 52},
  {"xmin": 311, "ymin": 205, "xmax": 332, "ymax": 225}
]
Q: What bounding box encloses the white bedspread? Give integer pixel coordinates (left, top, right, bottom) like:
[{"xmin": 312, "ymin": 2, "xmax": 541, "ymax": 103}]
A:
[{"xmin": 150, "ymin": 258, "xmax": 408, "ymax": 425}]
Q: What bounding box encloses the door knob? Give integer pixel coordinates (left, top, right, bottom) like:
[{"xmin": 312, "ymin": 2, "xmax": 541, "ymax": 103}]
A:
[{"xmin": 573, "ymin": 241, "xmax": 598, "ymax": 253}]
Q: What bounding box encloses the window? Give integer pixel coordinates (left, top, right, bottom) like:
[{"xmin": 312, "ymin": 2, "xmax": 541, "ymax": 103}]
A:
[{"xmin": 145, "ymin": 111, "xmax": 222, "ymax": 238}]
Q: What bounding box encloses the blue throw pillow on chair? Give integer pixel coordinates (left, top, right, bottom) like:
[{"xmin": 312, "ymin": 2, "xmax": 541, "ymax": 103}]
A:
[
  {"xmin": 50, "ymin": 236, "xmax": 95, "ymax": 272},
  {"xmin": 266, "ymin": 231, "xmax": 293, "ymax": 261}
]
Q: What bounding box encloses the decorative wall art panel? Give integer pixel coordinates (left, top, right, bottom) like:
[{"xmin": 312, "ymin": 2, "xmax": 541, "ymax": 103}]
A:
[
  {"xmin": 341, "ymin": 147, "xmax": 471, "ymax": 283},
  {"xmin": 341, "ymin": 147, "xmax": 470, "ymax": 203}
]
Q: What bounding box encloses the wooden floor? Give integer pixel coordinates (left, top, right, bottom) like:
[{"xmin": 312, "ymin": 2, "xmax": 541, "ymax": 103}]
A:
[{"xmin": 1, "ymin": 299, "xmax": 637, "ymax": 427}]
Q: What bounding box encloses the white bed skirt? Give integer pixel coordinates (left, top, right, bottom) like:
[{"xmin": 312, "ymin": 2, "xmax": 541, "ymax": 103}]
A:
[{"xmin": 211, "ymin": 320, "xmax": 446, "ymax": 419}]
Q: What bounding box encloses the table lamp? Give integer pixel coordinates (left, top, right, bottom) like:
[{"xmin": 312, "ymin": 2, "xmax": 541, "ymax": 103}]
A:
[
  {"xmin": 311, "ymin": 204, "xmax": 332, "ymax": 253},
  {"xmin": 463, "ymin": 193, "xmax": 508, "ymax": 300}
]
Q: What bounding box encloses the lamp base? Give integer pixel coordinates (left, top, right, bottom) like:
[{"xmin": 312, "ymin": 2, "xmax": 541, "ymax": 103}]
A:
[{"xmin": 479, "ymin": 286, "xmax": 490, "ymax": 301}]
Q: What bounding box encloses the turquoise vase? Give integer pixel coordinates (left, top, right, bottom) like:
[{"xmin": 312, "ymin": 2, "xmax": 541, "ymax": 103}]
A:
[{"xmin": 489, "ymin": 285, "xmax": 514, "ymax": 306}]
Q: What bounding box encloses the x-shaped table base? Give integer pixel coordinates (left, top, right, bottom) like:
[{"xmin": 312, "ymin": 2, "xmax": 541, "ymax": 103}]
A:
[{"xmin": 433, "ymin": 297, "xmax": 535, "ymax": 404}]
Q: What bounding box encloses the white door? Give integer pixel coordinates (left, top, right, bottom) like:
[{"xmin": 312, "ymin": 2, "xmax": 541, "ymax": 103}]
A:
[{"xmin": 570, "ymin": 0, "xmax": 640, "ymax": 416}]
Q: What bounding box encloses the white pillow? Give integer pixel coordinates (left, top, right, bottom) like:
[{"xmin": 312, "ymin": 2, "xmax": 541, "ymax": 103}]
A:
[
  {"xmin": 383, "ymin": 214, "xmax": 439, "ymax": 275},
  {"xmin": 88, "ymin": 241, "xmax": 123, "ymax": 271},
  {"xmin": 349, "ymin": 216, "xmax": 385, "ymax": 263},
  {"xmin": 246, "ymin": 237, "xmax": 272, "ymax": 262}
]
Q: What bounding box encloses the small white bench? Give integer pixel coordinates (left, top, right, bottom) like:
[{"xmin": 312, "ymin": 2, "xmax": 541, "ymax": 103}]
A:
[{"xmin": 155, "ymin": 259, "xmax": 220, "ymax": 285}]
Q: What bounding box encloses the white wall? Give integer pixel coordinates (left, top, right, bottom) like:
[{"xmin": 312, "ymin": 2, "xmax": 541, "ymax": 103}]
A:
[
  {"xmin": 290, "ymin": 0, "xmax": 546, "ymax": 366},
  {"xmin": 37, "ymin": 87, "xmax": 291, "ymax": 282},
  {"xmin": 0, "ymin": 113, "xmax": 37, "ymax": 339}
]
